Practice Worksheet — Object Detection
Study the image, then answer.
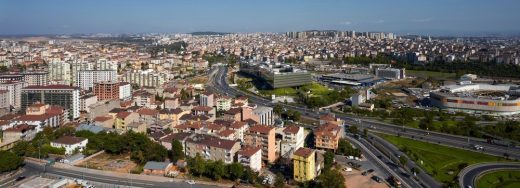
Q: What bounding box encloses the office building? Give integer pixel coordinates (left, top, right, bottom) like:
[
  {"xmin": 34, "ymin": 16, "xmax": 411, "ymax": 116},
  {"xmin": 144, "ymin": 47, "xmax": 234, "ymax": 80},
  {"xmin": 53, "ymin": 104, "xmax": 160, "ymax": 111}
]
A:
[{"xmin": 375, "ymin": 68, "xmax": 406, "ymax": 80}]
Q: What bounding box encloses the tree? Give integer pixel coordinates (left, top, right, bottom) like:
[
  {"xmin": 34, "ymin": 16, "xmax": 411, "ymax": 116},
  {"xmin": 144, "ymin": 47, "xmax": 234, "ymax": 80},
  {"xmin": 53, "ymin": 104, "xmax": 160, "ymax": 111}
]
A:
[
  {"xmin": 188, "ymin": 154, "xmax": 206, "ymax": 177},
  {"xmin": 274, "ymin": 172, "xmax": 286, "ymax": 188},
  {"xmin": 206, "ymin": 160, "xmax": 226, "ymax": 181},
  {"xmin": 242, "ymin": 167, "xmax": 259, "ymax": 184},
  {"xmin": 227, "ymin": 162, "xmax": 244, "ymax": 181},
  {"xmin": 316, "ymin": 169, "xmax": 346, "ymax": 188},
  {"xmin": 0, "ymin": 151, "xmax": 23, "ymax": 173},
  {"xmin": 348, "ymin": 125, "xmax": 359, "ymax": 134},
  {"xmin": 399, "ymin": 155, "xmax": 408, "ymax": 166},
  {"xmin": 273, "ymin": 104, "xmax": 283, "ymax": 116},
  {"xmin": 292, "ymin": 111, "xmax": 301, "ymax": 122},
  {"xmin": 323, "ymin": 151, "xmax": 335, "ymax": 171},
  {"xmin": 170, "ymin": 140, "xmax": 185, "ymax": 162},
  {"xmin": 363, "ymin": 129, "xmax": 368, "ymax": 137}
]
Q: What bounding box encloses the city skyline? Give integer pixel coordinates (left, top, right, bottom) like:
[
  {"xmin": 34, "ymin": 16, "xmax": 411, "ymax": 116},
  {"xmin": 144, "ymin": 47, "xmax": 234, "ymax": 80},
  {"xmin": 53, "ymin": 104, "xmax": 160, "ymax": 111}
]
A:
[{"xmin": 1, "ymin": 0, "xmax": 520, "ymax": 36}]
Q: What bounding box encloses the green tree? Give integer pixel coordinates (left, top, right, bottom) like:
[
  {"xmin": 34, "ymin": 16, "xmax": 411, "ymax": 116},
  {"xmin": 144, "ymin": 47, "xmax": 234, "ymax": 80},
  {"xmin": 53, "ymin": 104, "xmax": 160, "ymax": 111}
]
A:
[
  {"xmin": 227, "ymin": 162, "xmax": 244, "ymax": 181},
  {"xmin": 0, "ymin": 151, "xmax": 23, "ymax": 173},
  {"xmin": 273, "ymin": 104, "xmax": 283, "ymax": 116},
  {"xmin": 274, "ymin": 172, "xmax": 286, "ymax": 188},
  {"xmin": 170, "ymin": 140, "xmax": 185, "ymax": 162},
  {"xmin": 292, "ymin": 111, "xmax": 301, "ymax": 122},
  {"xmin": 188, "ymin": 154, "xmax": 206, "ymax": 177},
  {"xmin": 206, "ymin": 160, "xmax": 226, "ymax": 181},
  {"xmin": 348, "ymin": 125, "xmax": 358, "ymax": 134},
  {"xmin": 323, "ymin": 151, "xmax": 335, "ymax": 171},
  {"xmin": 242, "ymin": 167, "xmax": 259, "ymax": 184},
  {"xmin": 316, "ymin": 169, "xmax": 346, "ymax": 188}
]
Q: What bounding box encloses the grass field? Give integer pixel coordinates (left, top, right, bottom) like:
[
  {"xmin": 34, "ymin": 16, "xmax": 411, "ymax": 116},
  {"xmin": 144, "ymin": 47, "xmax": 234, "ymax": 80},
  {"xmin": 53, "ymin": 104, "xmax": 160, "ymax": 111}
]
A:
[
  {"xmin": 477, "ymin": 170, "xmax": 520, "ymax": 188},
  {"xmin": 378, "ymin": 134, "xmax": 506, "ymax": 185},
  {"xmin": 259, "ymin": 83, "xmax": 332, "ymax": 97},
  {"xmin": 407, "ymin": 70, "xmax": 457, "ymax": 80}
]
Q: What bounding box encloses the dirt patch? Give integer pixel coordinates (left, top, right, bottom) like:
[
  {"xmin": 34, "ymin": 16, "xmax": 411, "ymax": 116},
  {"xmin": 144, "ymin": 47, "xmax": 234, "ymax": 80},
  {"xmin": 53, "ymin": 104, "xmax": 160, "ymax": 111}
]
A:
[
  {"xmin": 76, "ymin": 153, "xmax": 138, "ymax": 173},
  {"xmin": 343, "ymin": 169, "xmax": 388, "ymax": 188}
]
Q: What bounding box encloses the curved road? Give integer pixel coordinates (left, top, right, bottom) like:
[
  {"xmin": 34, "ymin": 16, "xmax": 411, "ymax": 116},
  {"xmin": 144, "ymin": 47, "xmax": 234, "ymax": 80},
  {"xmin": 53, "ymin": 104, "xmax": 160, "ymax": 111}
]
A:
[
  {"xmin": 458, "ymin": 162, "xmax": 520, "ymax": 188},
  {"xmin": 208, "ymin": 66, "xmax": 520, "ymax": 160}
]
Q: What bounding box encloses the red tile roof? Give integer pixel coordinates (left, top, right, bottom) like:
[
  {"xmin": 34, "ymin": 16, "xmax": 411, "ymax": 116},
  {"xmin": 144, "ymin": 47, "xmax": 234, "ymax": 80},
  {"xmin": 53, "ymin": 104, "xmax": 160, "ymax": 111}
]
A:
[
  {"xmin": 238, "ymin": 146, "xmax": 261, "ymax": 157},
  {"xmin": 248, "ymin": 124, "xmax": 274, "ymax": 134},
  {"xmin": 293, "ymin": 147, "xmax": 314, "ymax": 158}
]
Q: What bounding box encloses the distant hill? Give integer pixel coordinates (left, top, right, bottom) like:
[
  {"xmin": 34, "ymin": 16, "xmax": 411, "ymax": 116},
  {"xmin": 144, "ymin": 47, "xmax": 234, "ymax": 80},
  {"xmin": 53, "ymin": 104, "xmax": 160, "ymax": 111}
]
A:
[{"xmin": 190, "ymin": 31, "xmax": 231, "ymax": 36}]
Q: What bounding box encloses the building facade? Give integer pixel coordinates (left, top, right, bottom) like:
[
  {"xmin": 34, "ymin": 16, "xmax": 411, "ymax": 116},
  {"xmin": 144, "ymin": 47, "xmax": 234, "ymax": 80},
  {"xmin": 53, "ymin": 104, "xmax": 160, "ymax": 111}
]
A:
[{"xmin": 21, "ymin": 85, "xmax": 80, "ymax": 120}]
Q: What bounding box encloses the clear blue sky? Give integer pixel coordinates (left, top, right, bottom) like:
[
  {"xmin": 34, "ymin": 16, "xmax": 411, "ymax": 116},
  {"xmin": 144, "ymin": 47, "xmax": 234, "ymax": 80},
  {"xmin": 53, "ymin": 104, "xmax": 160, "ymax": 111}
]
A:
[{"xmin": 1, "ymin": 0, "xmax": 519, "ymax": 36}]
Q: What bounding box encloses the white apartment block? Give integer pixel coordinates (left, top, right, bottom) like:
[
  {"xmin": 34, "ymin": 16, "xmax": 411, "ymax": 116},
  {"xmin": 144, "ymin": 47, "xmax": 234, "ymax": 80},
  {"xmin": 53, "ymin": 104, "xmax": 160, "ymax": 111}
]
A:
[
  {"xmin": 0, "ymin": 81, "xmax": 25, "ymax": 109},
  {"xmin": 48, "ymin": 61, "xmax": 71, "ymax": 84},
  {"xmin": 237, "ymin": 146, "xmax": 262, "ymax": 172},
  {"xmin": 119, "ymin": 82, "xmax": 132, "ymax": 99},
  {"xmin": 77, "ymin": 70, "xmax": 117, "ymax": 90},
  {"xmin": 253, "ymin": 106, "xmax": 274, "ymax": 125},
  {"xmin": 280, "ymin": 125, "xmax": 305, "ymax": 158}
]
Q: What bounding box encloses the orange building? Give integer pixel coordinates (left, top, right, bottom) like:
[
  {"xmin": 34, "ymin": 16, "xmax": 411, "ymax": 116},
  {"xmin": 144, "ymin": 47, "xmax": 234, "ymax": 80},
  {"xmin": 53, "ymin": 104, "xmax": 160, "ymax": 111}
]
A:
[
  {"xmin": 314, "ymin": 122, "xmax": 341, "ymax": 151},
  {"xmin": 94, "ymin": 81, "xmax": 119, "ymax": 101},
  {"xmin": 244, "ymin": 124, "xmax": 277, "ymax": 163}
]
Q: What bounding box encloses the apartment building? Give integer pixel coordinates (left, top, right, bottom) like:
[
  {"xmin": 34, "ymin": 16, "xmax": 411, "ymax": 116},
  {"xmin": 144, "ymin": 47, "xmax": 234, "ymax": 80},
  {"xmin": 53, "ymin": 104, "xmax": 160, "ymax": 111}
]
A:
[
  {"xmin": 185, "ymin": 134, "xmax": 240, "ymax": 164},
  {"xmin": 244, "ymin": 124, "xmax": 277, "ymax": 163},
  {"xmin": 293, "ymin": 147, "xmax": 316, "ymax": 182}
]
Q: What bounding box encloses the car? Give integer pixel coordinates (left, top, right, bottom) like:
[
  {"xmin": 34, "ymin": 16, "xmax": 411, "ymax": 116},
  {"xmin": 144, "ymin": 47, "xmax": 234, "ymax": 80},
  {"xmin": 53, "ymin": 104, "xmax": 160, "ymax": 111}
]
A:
[
  {"xmin": 371, "ymin": 175, "xmax": 382, "ymax": 183},
  {"xmin": 15, "ymin": 176, "xmax": 26, "ymax": 181},
  {"xmin": 361, "ymin": 171, "xmax": 368, "ymax": 176},
  {"xmin": 367, "ymin": 169, "xmax": 375, "ymax": 173},
  {"xmin": 343, "ymin": 167, "xmax": 352, "ymax": 172},
  {"xmin": 186, "ymin": 180, "xmax": 196, "ymax": 185}
]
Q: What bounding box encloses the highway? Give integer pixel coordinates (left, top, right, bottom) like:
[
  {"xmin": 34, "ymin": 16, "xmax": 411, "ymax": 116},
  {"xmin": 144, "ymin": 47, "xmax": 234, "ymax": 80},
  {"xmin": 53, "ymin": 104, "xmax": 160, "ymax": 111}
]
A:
[
  {"xmin": 15, "ymin": 161, "xmax": 219, "ymax": 188},
  {"xmin": 458, "ymin": 162, "xmax": 520, "ymax": 188},
  {"xmin": 347, "ymin": 136, "xmax": 424, "ymax": 188},
  {"xmin": 208, "ymin": 66, "xmax": 520, "ymax": 160}
]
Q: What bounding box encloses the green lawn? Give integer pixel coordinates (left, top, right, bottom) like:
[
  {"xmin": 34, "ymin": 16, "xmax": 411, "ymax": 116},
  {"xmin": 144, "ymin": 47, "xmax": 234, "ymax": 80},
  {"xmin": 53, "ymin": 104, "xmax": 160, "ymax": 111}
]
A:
[
  {"xmin": 407, "ymin": 70, "xmax": 457, "ymax": 80},
  {"xmin": 259, "ymin": 83, "xmax": 332, "ymax": 97},
  {"xmin": 378, "ymin": 134, "xmax": 506, "ymax": 186},
  {"xmin": 477, "ymin": 170, "xmax": 520, "ymax": 188}
]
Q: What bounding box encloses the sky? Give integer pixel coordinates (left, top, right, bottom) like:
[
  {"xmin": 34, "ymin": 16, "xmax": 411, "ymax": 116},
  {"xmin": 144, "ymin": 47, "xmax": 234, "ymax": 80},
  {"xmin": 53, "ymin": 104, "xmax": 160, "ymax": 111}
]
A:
[{"xmin": 1, "ymin": 0, "xmax": 520, "ymax": 36}]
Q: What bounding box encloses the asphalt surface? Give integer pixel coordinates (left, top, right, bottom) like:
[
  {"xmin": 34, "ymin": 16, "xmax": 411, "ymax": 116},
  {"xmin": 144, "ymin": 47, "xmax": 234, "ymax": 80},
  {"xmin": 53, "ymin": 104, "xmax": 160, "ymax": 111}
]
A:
[
  {"xmin": 14, "ymin": 162, "xmax": 218, "ymax": 188},
  {"xmin": 208, "ymin": 66, "xmax": 520, "ymax": 160},
  {"xmin": 458, "ymin": 162, "xmax": 520, "ymax": 188},
  {"xmin": 208, "ymin": 65, "xmax": 520, "ymax": 187}
]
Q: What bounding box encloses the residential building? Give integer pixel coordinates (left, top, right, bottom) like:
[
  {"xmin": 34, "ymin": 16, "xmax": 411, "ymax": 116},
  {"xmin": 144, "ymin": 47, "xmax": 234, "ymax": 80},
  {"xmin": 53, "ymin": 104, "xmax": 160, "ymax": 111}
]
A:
[
  {"xmin": 50, "ymin": 136, "xmax": 88, "ymax": 155},
  {"xmin": 0, "ymin": 90, "xmax": 9, "ymax": 110},
  {"xmin": 21, "ymin": 85, "xmax": 80, "ymax": 120},
  {"xmin": 122, "ymin": 70, "xmax": 166, "ymax": 88},
  {"xmin": 0, "ymin": 81, "xmax": 25, "ymax": 109},
  {"xmin": 185, "ymin": 134, "xmax": 241, "ymax": 164},
  {"xmin": 244, "ymin": 124, "xmax": 277, "ymax": 163},
  {"xmin": 119, "ymin": 82, "xmax": 132, "ymax": 100},
  {"xmin": 2, "ymin": 124, "xmax": 37, "ymax": 142},
  {"xmin": 215, "ymin": 95, "xmax": 232, "ymax": 112},
  {"xmin": 253, "ymin": 106, "xmax": 273, "ymax": 125},
  {"xmin": 237, "ymin": 146, "xmax": 262, "ymax": 172},
  {"xmin": 293, "ymin": 147, "xmax": 316, "ymax": 182},
  {"xmin": 114, "ymin": 111, "xmax": 139, "ymax": 131},
  {"xmin": 200, "ymin": 92, "xmax": 214, "ymax": 107},
  {"xmin": 94, "ymin": 81, "xmax": 119, "ymax": 101},
  {"xmin": 281, "ymin": 125, "xmax": 304, "ymax": 158},
  {"xmin": 48, "ymin": 61, "xmax": 71, "ymax": 84},
  {"xmin": 314, "ymin": 123, "xmax": 341, "ymax": 151},
  {"xmin": 22, "ymin": 71, "xmax": 49, "ymax": 86},
  {"xmin": 80, "ymin": 94, "xmax": 97, "ymax": 113},
  {"xmin": 76, "ymin": 70, "xmax": 117, "ymax": 90}
]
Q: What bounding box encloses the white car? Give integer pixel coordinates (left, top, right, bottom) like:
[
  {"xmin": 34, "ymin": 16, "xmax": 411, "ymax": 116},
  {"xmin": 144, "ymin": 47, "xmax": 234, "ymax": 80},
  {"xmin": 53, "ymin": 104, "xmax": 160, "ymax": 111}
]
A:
[{"xmin": 186, "ymin": 180, "xmax": 196, "ymax": 185}]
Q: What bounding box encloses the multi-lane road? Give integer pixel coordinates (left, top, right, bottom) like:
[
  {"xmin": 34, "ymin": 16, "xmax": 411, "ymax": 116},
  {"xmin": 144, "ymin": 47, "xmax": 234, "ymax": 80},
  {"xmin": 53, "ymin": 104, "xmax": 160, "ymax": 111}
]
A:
[
  {"xmin": 4, "ymin": 161, "xmax": 219, "ymax": 188},
  {"xmin": 209, "ymin": 66, "xmax": 520, "ymax": 160},
  {"xmin": 208, "ymin": 65, "xmax": 520, "ymax": 187},
  {"xmin": 458, "ymin": 162, "xmax": 520, "ymax": 188}
]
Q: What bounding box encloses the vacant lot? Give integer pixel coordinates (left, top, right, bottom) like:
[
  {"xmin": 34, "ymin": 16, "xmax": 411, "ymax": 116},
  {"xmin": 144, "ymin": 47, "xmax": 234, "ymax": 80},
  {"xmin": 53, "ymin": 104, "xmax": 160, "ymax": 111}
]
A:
[
  {"xmin": 477, "ymin": 170, "xmax": 520, "ymax": 188},
  {"xmin": 76, "ymin": 153, "xmax": 138, "ymax": 173},
  {"xmin": 343, "ymin": 169, "xmax": 388, "ymax": 188},
  {"xmin": 379, "ymin": 134, "xmax": 506, "ymax": 185}
]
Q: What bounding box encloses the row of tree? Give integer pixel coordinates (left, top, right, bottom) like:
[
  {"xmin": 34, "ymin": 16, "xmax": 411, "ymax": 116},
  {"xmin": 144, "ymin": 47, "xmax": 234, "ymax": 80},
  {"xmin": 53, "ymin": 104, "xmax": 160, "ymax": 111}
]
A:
[{"xmin": 187, "ymin": 154, "xmax": 259, "ymax": 183}]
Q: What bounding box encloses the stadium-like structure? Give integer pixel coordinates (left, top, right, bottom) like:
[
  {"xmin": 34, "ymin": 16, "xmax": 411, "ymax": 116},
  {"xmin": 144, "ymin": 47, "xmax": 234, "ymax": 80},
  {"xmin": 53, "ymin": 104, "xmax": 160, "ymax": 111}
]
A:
[{"xmin": 430, "ymin": 84, "xmax": 520, "ymax": 115}]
